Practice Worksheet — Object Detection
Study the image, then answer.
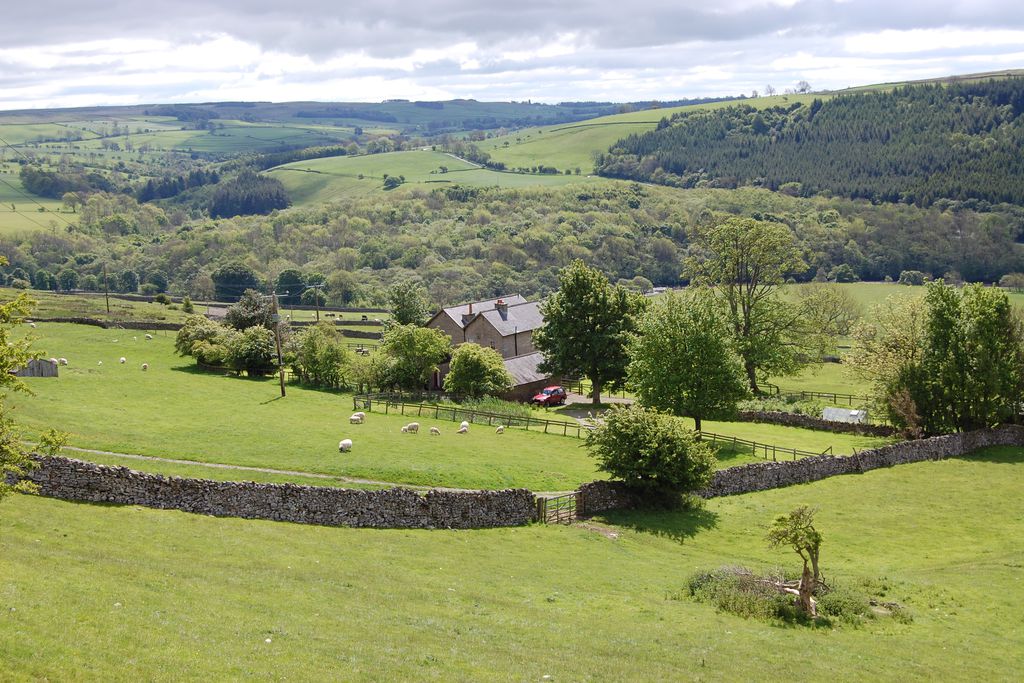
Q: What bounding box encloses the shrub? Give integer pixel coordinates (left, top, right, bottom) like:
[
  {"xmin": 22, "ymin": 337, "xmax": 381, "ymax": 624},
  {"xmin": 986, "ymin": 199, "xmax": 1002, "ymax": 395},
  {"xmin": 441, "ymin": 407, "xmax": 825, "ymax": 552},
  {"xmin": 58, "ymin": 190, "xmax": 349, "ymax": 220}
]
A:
[
  {"xmin": 225, "ymin": 289, "xmax": 272, "ymax": 330},
  {"xmin": 585, "ymin": 404, "xmax": 716, "ymax": 502},
  {"xmin": 154, "ymin": 293, "xmax": 172, "ymax": 305},
  {"xmin": 292, "ymin": 323, "xmax": 350, "ymax": 388},
  {"xmin": 175, "ymin": 315, "xmax": 228, "ymax": 357},
  {"xmin": 181, "ymin": 296, "xmax": 194, "ymax": 314},
  {"xmin": 898, "ymin": 270, "xmax": 927, "ymax": 286},
  {"xmin": 10, "ymin": 278, "xmax": 29, "ymax": 290},
  {"xmin": 226, "ymin": 326, "xmax": 276, "ymax": 375},
  {"xmin": 685, "ymin": 567, "xmax": 804, "ymax": 623},
  {"xmin": 140, "ymin": 283, "xmax": 160, "ymax": 296},
  {"xmin": 817, "ymin": 583, "xmax": 873, "ymax": 624},
  {"xmin": 443, "ymin": 343, "xmax": 513, "ymax": 398}
]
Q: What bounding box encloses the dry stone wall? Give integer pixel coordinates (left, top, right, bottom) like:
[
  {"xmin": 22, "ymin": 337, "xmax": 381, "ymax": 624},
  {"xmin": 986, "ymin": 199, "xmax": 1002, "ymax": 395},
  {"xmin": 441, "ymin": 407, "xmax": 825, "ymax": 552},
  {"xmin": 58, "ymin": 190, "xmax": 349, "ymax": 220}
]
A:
[
  {"xmin": 579, "ymin": 425, "xmax": 1024, "ymax": 513},
  {"xmin": 736, "ymin": 410, "xmax": 896, "ymax": 437},
  {"xmin": 22, "ymin": 457, "xmax": 536, "ymax": 529}
]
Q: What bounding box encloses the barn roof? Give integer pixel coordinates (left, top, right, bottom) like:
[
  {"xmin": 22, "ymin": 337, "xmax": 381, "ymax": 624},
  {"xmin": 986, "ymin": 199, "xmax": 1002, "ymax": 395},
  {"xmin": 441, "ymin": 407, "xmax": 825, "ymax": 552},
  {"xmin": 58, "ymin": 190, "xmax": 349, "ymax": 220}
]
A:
[
  {"xmin": 477, "ymin": 300, "xmax": 543, "ymax": 337},
  {"xmin": 429, "ymin": 294, "xmax": 528, "ymax": 330},
  {"xmin": 503, "ymin": 352, "xmax": 549, "ymax": 387}
]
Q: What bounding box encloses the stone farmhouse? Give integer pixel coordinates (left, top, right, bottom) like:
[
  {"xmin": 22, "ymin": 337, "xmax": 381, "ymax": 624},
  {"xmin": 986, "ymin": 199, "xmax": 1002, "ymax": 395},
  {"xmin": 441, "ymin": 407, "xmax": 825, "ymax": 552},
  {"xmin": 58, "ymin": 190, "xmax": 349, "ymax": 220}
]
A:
[{"xmin": 426, "ymin": 294, "xmax": 557, "ymax": 400}]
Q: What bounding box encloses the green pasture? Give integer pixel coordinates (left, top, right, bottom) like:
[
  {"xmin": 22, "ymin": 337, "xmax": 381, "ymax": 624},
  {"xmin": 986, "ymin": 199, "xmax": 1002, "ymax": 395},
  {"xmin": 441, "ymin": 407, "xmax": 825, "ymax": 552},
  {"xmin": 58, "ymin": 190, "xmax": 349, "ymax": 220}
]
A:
[
  {"xmin": 0, "ymin": 171, "xmax": 69, "ymax": 234},
  {"xmin": 269, "ymin": 150, "xmax": 590, "ymax": 205},
  {"xmin": 8, "ymin": 324, "xmax": 892, "ymax": 492},
  {"xmin": 485, "ymin": 93, "xmax": 824, "ymax": 174},
  {"xmin": 3, "ymin": 446, "xmax": 1022, "ymax": 680},
  {"xmin": 0, "ymin": 288, "xmax": 194, "ymax": 323}
]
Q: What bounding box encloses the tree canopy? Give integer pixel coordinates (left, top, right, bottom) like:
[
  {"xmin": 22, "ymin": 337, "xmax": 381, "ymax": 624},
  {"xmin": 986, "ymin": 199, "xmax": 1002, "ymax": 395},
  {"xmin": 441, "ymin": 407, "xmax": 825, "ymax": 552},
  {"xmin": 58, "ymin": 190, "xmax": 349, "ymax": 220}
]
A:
[
  {"xmin": 534, "ymin": 260, "xmax": 646, "ymax": 405},
  {"xmin": 443, "ymin": 343, "xmax": 513, "ymax": 398}
]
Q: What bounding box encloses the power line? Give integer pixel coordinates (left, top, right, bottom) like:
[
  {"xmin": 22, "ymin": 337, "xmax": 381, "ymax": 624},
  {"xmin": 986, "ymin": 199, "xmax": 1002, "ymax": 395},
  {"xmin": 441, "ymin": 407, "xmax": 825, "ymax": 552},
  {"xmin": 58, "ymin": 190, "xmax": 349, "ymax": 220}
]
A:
[{"xmin": 0, "ymin": 134, "xmax": 88, "ymax": 229}]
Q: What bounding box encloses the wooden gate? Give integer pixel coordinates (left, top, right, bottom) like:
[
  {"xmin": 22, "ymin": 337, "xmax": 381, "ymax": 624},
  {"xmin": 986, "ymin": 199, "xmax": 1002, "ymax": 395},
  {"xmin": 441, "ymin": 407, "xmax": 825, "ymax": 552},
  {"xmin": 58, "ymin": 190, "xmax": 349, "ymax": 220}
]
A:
[{"xmin": 537, "ymin": 492, "xmax": 578, "ymax": 524}]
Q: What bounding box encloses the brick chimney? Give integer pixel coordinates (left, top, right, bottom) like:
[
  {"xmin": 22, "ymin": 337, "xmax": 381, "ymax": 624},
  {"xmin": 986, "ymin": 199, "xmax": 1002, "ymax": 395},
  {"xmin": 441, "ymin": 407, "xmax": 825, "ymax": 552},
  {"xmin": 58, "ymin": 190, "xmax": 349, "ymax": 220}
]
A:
[
  {"xmin": 461, "ymin": 301, "xmax": 475, "ymax": 326},
  {"xmin": 495, "ymin": 298, "xmax": 509, "ymax": 319}
]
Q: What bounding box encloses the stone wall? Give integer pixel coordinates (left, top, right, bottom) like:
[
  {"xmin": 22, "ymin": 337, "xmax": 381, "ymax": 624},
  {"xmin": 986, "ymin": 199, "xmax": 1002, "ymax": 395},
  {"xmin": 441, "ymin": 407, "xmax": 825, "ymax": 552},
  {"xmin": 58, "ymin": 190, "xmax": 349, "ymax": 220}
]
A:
[
  {"xmin": 736, "ymin": 410, "xmax": 897, "ymax": 437},
  {"xmin": 579, "ymin": 425, "xmax": 1024, "ymax": 512},
  {"xmin": 22, "ymin": 457, "xmax": 536, "ymax": 529},
  {"xmin": 33, "ymin": 317, "xmax": 181, "ymax": 331}
]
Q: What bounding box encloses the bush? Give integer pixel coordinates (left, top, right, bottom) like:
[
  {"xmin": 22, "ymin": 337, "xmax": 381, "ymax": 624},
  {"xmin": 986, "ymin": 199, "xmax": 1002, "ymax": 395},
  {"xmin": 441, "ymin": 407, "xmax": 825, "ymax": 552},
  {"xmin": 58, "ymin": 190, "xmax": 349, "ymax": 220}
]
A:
[
  {"xmin": 817, "ymin": 583, "xmax": 873, "ymax": 624},
  {"xmin": 685, "ymin": 567, "xmax": 805, "ymax": 623},
  {"xmin": 292, "ymin": 323, "xmax": 350, "ymax": 388},
  {"xmin": 181, "ymin": 296, "xmax": 194, "ymax": 314},
  {"xmin": 898, "ymin": 270, "xmax": 927, "ymax": 286},
  {"xmin": 10, "ymin": 278, "xmax": 29, "ymax": 290},
  {"xmin": 154, "ymin": 293, "xmax": 172, "ymax": 305},
  {"xmin": 226, "ymin": 326, "xmax": 276, "ymax": 375},
  {"xmin": 443, "ymin": 343, "xmax": 513, "ymax": 398},
  {"xmin": 585, "ymin": 404, "xmax": 716, "ymax": 502},
  {"xmin": 175, "ymin": 315, "xmax": 228, "ymax": 357},
  {"xmin": 225, "ymin": 289, "xmax": 272, "ymax": 330}
]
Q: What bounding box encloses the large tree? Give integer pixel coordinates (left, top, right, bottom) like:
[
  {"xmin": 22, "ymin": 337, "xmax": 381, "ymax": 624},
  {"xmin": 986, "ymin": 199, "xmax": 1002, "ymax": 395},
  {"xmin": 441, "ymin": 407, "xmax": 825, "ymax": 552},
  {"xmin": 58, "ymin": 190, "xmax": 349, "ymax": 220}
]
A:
[
  {"xmin": 627, "ymin": 290, "xmax": 748, "ymax": 431},
  {"xmin": 380, "ymin": 324, "xmax": 452, "ymax": 391},
  {"xmin": 212, "ymin": 262, "xmax": 261, "ymax": 302},
  {"xmin": 534, "ymin": 260, "xmax": 646, "ymax": 405},
  {"xmin": 686, "ymin": 217, "xmax": 807, "ymax": 393},
  {"xmin": 387, "ymin": 281, "xmax": 430, "ymax": 326},
  {"xmin": 443, "ymin": 343, "xmax": 513, "ymax": 398},
  {"xmin": 225, "ymin": 289, "xmax": 274, "ymax": 331},
  {"xmin": 276, "ymin": 269, "xmax": 306, "ymax": 306}
]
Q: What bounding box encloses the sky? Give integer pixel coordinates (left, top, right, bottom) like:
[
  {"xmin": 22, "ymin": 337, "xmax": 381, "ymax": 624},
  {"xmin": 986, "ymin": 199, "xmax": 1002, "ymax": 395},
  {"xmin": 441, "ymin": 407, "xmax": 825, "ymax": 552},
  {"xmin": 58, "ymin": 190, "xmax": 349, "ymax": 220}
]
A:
[{"xmin": 1, "ymin": 0, "xmax": 1023, "ymax": 110}]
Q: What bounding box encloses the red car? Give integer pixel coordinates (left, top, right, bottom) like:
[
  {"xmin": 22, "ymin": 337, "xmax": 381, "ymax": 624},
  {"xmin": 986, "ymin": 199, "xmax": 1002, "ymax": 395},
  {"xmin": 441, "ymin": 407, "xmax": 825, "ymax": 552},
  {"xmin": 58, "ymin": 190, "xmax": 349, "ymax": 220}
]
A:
[{"xmin": 532, "ymin": 386, "xmax": 567, "ymax": 406}]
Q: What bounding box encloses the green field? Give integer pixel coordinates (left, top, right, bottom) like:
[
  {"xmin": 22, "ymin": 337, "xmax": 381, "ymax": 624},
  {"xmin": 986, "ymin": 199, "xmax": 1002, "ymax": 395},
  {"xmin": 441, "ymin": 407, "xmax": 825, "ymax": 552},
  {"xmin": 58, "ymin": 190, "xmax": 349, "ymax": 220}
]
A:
[
  {"xmin": 3, "ymin": 445, "xmax": 1022, "ymax": 679},
  {"xmin": 484, "ymin": 94, "xmax": 824, "ymax": 174},
  {"xmin": 0, "ymin": 170, "xmax": 70, "ymax": 234},
  {"xmin": 0, "ymin": 288, "xmax": 196, "ymax": 323},
  {"xmin": 8, "ymin": 324, "xmax": 892, "ymax": 492},
  {"xmin": 268, "ymin": 150, "xmax": 594, "ymax": 205}
]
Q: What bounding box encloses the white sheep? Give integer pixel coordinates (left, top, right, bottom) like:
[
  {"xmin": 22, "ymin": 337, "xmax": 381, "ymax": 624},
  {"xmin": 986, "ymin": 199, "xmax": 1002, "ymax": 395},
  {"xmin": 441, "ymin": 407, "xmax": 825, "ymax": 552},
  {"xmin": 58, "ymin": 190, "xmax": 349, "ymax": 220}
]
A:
[
  {"xmin": 338, "ymin": 438, "xmax": 353, "ymax": 452},
  {"xmin": 352, "ymin": 411, "xmax": 366, "ymax": 420},
  {"xmin": 349, "ymin": 414, "xmax": 364, "ymax": 424},
  {"xmin": 58, "ymin": 358, "xmax": 68, "ymax": 366},
  {"xmin": 28, "ymin": 322, "xmax": 36, "ymax": 328},
  {"xmin": 400, "ymin": 422, "xmax": 420, "ymax": 434},
  {"xmin": 141, "ymin": 363, "xmax": 149, "ymax": 371},
  {"xmin": 133, "ymin": 336, "xmax": 137, "ymax": 342},
  {"xmin": 430, "ymin": 426, "xmax": 441, "ymax": 435},
  {"xmin": 145, "ymin": 334, "xmax": 153, "ymax": 340},
  {"xmin": 495, "ymin": 425, "xmax": 505, "ymax": 434},
  {"xmin": 48, "ymin": 357, "xmax": 58, "ymax": 365},
  {"xmin": 456, "ymin": 425, "xmax": 468, "ymax": 434},
  {"xmin": 97, "ymin": 361, "xmax": 103, "ymax": 366},
  {"xmin": 119, "ymin": 357, "xmax": 126, "ymax": 364},
  {"xmin": 460, "ymin": 420, "xmax": 470, "ymax": 430}
]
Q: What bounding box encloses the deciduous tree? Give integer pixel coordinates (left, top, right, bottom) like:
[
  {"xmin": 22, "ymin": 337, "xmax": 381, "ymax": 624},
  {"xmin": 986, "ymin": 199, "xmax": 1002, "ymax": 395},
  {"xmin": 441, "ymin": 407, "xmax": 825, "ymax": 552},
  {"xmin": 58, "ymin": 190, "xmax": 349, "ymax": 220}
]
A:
[
  {"xmin": 443, "ymin": 343, "xmax": 513, "ymax": 398},
  {"xmin": 380, "ymin": 324, "xmax": 451, "ymax": 391},
  {"xmin": 534, "ymin": 260, "xmax": 646, "ymax": 405},
  {"xmin": 627, "ymin": 290, "xmax": 747, "ymax": 431},
  {"xmin": 766, "ymin": 506, "xmax": 823, "ymax": 617}
]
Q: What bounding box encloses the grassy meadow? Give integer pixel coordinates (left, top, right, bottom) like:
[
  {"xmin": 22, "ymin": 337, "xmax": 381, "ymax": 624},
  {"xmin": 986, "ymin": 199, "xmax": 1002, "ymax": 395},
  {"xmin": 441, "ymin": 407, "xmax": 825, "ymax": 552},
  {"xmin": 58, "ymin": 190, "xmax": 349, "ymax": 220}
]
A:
[
  {"xmin": 0, "ymin": 288, "xmax": 196, "ymax": 323},
  {"xmin": 2, "ymin": 446, "xmax": 1022, "ymax": 680},
  {"xmin": 8, "ymin": 323, "xmax": 893, "ymax": 492},
  {"xmin": 268, "ymin": 150, "xmax": 592, "ymax": 205}
]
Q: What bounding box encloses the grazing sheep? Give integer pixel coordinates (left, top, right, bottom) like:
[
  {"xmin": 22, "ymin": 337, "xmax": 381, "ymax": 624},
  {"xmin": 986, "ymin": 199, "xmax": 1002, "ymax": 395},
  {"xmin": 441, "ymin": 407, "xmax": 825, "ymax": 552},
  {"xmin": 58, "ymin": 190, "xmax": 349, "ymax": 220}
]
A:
[
  {"xmin": 145, "ymin": 334, "xmax": 153, "ymax": 340},
  {"xmin": 133, "ymin": 336, "xmax": 137, "ymax": 342},
  {"xmin": 430, "ymin": 426, "xmax": 441, "ymax": 435},
  {"xmin": 495, "ymin": 425, "xmax": 505, "ymax": 434},
  {"xmin": 28, "ymin": 322, "xmax": 36, "ymax": 328},
  {"xmin": 401, "ymin": 422, "xmax": 420, "ymax": 434},
  {"xmin": 97, "ymin": 361, "xmax": 103, "ymax": 366},
  {"xmin": 456, "ymin": 425, "xmax": 468, "ymax": 434},
  {"xmin": 119, "ymin": 357, "xmax": 126, "ymax": 364},
  {"xmin": 352, "ymin": 411, "xmax": 366, "ymax": 420},
  {"xmin": 141, "ymin": 363, "xmax": 149, "ymax": 371},
  {"xmin": 338, "ymin": 438, "xmax": 353, "ymax": 453},
  {"xmin": 460, "ymin": 420, "xmax": 470, "ymax": 430},
  {"xmin": 48, "ymin": 358, "xmax": 58, "ymax": 365},
  {"xmin": 349, "ymin": 414, "xmax": 364, "ymax": 424},
  {"xmin": 58, "ymin": 358, "xmax": 68, "ymax": 366}
]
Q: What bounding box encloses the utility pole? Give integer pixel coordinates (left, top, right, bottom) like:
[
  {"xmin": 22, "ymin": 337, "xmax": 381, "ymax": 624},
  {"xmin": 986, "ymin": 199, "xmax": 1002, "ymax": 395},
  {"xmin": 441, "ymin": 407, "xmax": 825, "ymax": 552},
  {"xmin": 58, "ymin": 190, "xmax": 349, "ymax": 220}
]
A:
[
  {"xmin": 308, "ymin": 284, "xmax": 324, "ymax": 322},
  {"xmin": 102, "ymin": 263, "xmax": 111, "ymax": 314},
  {"xmin": 270, "ymin": 290, "xmax": 286, "ymax": 397}
]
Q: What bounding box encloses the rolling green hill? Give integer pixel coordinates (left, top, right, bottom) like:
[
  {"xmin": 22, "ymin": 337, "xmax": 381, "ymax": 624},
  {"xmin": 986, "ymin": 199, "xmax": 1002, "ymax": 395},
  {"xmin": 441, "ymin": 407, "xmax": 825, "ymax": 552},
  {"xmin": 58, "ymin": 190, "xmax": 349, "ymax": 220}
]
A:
[{"xmin": 268, "ymin": 150, "xmax": 595, "ymax": 205}]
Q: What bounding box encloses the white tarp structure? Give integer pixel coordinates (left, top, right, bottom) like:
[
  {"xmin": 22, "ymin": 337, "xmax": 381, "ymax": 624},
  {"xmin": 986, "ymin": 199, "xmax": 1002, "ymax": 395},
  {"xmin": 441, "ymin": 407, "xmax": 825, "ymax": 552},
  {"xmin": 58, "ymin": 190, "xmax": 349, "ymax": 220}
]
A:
[{"xmin": 822, "ymin": 407, "xmax": 867, "ymax": 424}]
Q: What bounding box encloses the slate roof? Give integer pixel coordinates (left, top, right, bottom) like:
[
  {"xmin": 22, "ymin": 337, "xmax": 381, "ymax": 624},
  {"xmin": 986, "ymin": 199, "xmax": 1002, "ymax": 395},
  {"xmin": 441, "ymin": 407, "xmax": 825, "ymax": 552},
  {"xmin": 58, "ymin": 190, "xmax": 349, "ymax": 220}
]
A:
[
  {"xmin": 503, "ymin": 352, "xmax": 549, "ymax": 386},
  {"xmin": 478, "ymin": 300, "xmax": 543, "ymax": 336},
  {"xmin": 430, "ymin": 294, "xmax": 528, "ymax": 330}
]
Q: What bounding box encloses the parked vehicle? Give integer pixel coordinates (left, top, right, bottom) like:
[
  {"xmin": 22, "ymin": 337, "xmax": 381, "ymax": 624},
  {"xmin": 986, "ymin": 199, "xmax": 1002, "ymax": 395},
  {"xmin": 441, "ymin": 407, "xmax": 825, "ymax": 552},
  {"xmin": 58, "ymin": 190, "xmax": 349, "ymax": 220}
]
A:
[{"xmin": 532, "ymin": 385, "xmax": 567, "ymax": 406}]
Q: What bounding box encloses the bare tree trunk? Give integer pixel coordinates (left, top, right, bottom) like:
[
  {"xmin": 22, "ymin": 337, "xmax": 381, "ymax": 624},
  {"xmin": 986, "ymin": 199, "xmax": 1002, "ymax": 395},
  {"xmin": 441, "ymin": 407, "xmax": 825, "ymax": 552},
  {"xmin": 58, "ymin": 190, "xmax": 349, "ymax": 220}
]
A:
[
  {"xmin": 694, "ymin": 415, "xmax": 702, "ymax": 432},
  {"xmin": 591, "ymin": 378, "xmax": 602, "ymax": 406},
  {"xmin": 745, "ymin": 361, "xmax": 761, "ymax": 395},
  {"xmin": 799, "ymin": 564, "xmax": 816, "ymax": 617}
]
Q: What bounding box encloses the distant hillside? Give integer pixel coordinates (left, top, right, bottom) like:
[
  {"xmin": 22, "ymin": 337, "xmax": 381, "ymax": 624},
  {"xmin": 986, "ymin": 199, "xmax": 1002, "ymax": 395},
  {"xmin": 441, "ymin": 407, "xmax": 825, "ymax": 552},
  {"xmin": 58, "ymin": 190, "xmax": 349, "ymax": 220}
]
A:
[{"xmin": 595, "ymin": 78, "xmax": 1024, "ymax": 208}]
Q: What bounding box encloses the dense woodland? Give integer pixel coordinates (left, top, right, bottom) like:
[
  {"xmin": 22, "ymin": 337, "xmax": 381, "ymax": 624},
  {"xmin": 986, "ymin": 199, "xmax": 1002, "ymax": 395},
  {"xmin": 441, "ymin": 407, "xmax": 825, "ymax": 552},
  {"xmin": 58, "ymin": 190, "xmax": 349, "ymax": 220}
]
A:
[
  {"xmin": 596, "ymin": 79, "xmax": 1024, "ymax": 207},
  {"xmin": 1, "ymin": 183, "xmax": 1021, "ymax": 304}
]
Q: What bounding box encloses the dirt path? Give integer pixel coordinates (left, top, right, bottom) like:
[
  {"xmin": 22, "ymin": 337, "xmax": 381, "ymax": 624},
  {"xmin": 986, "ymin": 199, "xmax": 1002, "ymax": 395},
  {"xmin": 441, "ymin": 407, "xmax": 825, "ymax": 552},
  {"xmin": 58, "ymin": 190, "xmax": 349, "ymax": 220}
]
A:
[{"xmin": 57, "ymin": 445, "xmax": 575, "ymax": 496}]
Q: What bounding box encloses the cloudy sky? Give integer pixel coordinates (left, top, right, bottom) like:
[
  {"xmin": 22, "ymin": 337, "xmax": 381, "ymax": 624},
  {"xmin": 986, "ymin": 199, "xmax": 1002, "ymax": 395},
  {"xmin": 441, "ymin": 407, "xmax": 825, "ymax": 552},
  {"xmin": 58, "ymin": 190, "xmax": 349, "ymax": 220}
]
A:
[{"xmin": 2, "ymin": 0, "xmax": 1023, "ymax": 109}]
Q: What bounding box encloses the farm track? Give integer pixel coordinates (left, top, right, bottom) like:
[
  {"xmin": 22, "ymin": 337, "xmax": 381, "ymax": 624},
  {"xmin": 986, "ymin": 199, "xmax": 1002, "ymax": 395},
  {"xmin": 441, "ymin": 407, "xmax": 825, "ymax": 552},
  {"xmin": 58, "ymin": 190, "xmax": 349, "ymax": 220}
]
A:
[{"xmin": 56, "ymin": 445, "xmax": 575, "ymax": 495}]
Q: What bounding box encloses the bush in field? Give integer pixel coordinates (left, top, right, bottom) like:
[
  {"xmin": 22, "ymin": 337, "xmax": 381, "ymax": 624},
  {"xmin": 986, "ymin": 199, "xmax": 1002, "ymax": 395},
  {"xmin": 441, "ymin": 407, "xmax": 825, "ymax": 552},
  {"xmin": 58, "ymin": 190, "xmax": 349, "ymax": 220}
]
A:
[
  {"xmin": 226, "ymin": 326, "xmax": 276, "ymax": 375},
  {"xmin": 56, "ymin": 269, "xmax": 79, "ymax": 291},
  {"xmin": 292, "ymin": 323, "xmax": 350, "ymax": 388},
  {"xmin": 181, "ymin": 296, "xmax": 194, "ymax": 314},
  {"xmin": 898, "ymin": 270, "xmax": 927, "ymax": 286},
  {"xmin": 585, "ymin": 404, "xmax": 715, "ymax": 503},
  {"xmin": 999, "ymin": 272, "xmax": 1024, "ymax": 291},
  {"xmin": 175, "ymin": 316, "xmax": 228, "ymax": 357},
  {"xmin": 443, "ymin": 343, "xmax": 513, "ymax": 398}
]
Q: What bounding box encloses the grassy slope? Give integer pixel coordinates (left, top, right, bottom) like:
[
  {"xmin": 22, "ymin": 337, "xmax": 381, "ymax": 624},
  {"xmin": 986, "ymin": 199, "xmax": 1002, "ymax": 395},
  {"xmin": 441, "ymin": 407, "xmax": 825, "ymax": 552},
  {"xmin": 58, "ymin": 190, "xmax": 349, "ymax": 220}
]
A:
[
  {"xmin": 2, "ymin": 447, "xmax": 1022, "ymax": 680},
  {"xmin": 0, "ymin": 288, "xmax": 196, "ymax": 323},
  {"xmin": 483, "ymin": 94, "xmax": 823, "ymax": 174},
  {"xmin": 0, "ymin": 167, "xmax": 70, "ymax": 234},
  {"xmin": 8, "ymin": 324, "xmax": 890, "ymax": 491},
  {"xmin": 268, "ymin": 150, "xmax": 590, "ymax": 206}
]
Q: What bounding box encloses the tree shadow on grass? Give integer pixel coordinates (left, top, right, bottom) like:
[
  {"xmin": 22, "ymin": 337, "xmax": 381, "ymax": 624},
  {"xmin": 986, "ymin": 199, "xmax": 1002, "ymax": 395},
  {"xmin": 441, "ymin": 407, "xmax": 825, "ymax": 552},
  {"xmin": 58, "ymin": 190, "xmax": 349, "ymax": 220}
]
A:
[
  {"xmin": 951, "ymin": 445, "xmax": 1024, "ymax": 464},
  {"xmin": 596, "ymin": 506, "xmax": 719, "ymax": 544}
]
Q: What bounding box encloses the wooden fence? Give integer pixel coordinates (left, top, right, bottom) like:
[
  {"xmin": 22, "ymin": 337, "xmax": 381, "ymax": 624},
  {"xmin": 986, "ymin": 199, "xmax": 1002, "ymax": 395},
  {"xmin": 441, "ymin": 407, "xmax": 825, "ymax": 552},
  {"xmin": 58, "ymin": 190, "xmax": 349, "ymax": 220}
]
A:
[{"xmin": 352, "ymin": 393, "xmax": 835, "ymax": 460}]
